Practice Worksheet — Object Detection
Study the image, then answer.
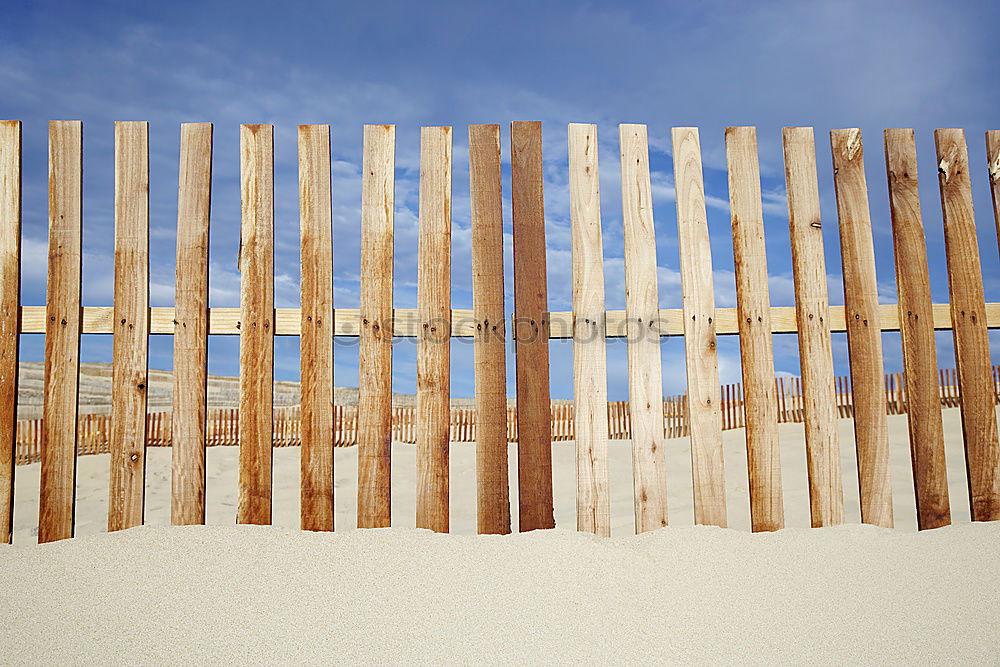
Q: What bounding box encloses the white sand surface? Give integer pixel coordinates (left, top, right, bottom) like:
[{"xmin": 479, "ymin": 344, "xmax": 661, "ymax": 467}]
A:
[
  {"xmin": 8, "ymin": 408, "xmax": 989, "ymax": 539},
  {"xmin": 1, "ymin": 523, "xmax": 999, "ymax": 664},
  {"xmin": 3, "ymin": 408, "xmax": 1000, "ymax": 663}
]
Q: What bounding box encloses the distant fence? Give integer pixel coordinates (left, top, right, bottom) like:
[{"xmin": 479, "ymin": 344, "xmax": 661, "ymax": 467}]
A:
[
  {"xmin": 13, "ymin": 367, "xmax": 999, "ymax": 466},
  {"xmin": 2, "ymin": 120, "xmax": 1000, "ymax": 544}
]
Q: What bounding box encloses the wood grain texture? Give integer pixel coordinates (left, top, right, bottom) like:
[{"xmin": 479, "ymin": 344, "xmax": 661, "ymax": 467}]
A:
[
  {"xmin": 357, "ymin": 125, "xmax": 395, "ymax": 528},
  {"xmin": 884, "ymin": 128, "xmax": 950, "ymax": 530},
  {"xmin": 672, "ymin": 127, "xmax": 727, "ymax": 528},
  {"xmin": 108, "ymin": 121, "xmax": 150, "ymax": 532},
  {"xmin": 469, "ymin": 124, "xmax": 511, "ymax": 535},
  {"xmin": 237, "ymin": 124, "xmax": 274, "ymax": 525},
  {"xmin": 0, "ymin": 120, "xmax": 20, "ymax": 544},
  {"xmin": 511, "ymin": 121, "xmax": 555, "ymax": 532},
  {"xmin": 619, "ymin": 124, "xmax": 668, "ymax": 533},
  {"xmin": 725, "ymin": 126, "xmax": 783, "ymax": 532},
  {"xmin": 15, "ymin": 301, "xmax": 1000, "ymax": 337},
  {"xmin": 569, "ymin": 123, "xmax": 610, "ymax": 536},
  {"xmin": 782, "ymin": 127, "xmax": 845, "ymax": 527},
  {"xmin": 298, "ymin": 124, "xmax": 334, "ymax": 531},
  {"xmin": 415, "ymin": 126, "xmax": 451, "ymax": 533},
  {"xmin": 171, "ymin": 123, "xmax": 212, "ymax": 526},
  {"xmin": 830, "ymin": 129, "xmax": 892, "ymax": 528},
  {"xmin": 988, "ymin": 131, "xmax": 1000, "ymax": 257},
  {"xmin": 935, "ymin": 128, "xmax": 1000, "ymax": 521},
  {"xmin": 39, "ymin": 120, "xmax": 83, "ymax": 543}
]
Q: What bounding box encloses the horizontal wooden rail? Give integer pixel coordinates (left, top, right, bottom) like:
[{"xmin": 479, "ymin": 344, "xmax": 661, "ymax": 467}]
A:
[{"xmin": 15, "ymin": 302, "xmax": 1000, "ymax": 337}]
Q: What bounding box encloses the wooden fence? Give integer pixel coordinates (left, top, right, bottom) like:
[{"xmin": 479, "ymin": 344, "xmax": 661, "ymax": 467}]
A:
[
  {"xmin": 11, "ymin": 366, "xmax": 1000, "ymax": 466},
  {"xmin": 1, "ymin": 120, "xmax": 999, "ymax": 543}
]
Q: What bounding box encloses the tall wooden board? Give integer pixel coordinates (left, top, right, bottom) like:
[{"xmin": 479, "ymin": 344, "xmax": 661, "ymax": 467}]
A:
[
  {"xmin": 830, "ymin": 129, "xmax": 892, "ymax": 528},
  {"xmin": 725, "ymin": 126, "xmax": 783, "ymax": 532},
  {"xmin": 511, "ymin": 121, "xmax": 555, "ymax": 531},
  {"xmin": 935, "ymin": 128, "xmax": 1000, "ymax": 521},
  {"xmin": 171, "ymin": 123, "xmax": 212, "ymax": 525},
  {"xmin": 108, "ymin": 121, "xmax": 150, "ymax": 532},
  {"xmin": 357, "ymin": 125, "xmax": 395, "ymax": 528},
  {"xmin": 298, "ymin": 124, "xmax": 334, "ymax": 531},
  {"xmin": 884, "ymin": 129, "xmax": 950, "ymax": 529},
  {"xmin": 0, "ymin": 120, "xmax": 20, "ymax": 543},
  {"xmin": 569, "ymin": 123, "xmax": 611, "ymax": 536},
  {"xmin": 781, "ymin": 127, "xmax": 845, "ymax": 527},
  {"xmin": 237, "ymin": 124, "xmax": 274, "ymax": 525},
  {"xmin": 415, "ymin": 126, "xmax": 452, "ymax": 533},
  {"xmin": 39, "ymin": 120, "xmax": 83, "ymax": 543},
  {"xmin": 672, "ymin": 127, "xmax": 727, "ymax": 527},
  {"xmin": 620, "ymin": 124, "xmax": 669, "ymax": 532},
  {"xmin": 469, "ymin": 124, "xmax": 511, "ymax": 534}
]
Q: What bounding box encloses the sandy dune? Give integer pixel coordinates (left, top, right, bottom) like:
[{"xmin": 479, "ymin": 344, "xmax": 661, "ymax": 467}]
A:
[{"xmin": 14, "ymin": 362, "xmax": 486, "ymax": 419}]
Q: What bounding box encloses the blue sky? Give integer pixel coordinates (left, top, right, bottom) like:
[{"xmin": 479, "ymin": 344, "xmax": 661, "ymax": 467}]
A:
[{"xmin": 2, "ymin": 0, "xmax": 999, "ymax": 400}]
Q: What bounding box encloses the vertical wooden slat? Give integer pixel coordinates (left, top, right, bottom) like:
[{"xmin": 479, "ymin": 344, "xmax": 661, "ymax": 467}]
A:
[
  {"xmin": 568, "ymin": 123, "xmax": 611, "ymax": 537},
  {"xmin": 38, "ymin": 120, "xmax": 83, "ymax": 543},
  {"xmin": 725, "ymin": 126, "xmax": 783, "ymax": 532},
  {"xmin": 237, "ymin": 124, "xmax": 274, "ymax": 525},
  {"xmin": 723, "ymin": 385, "xmax": 730, "ymax": 430},
  {"xmin": 987, "ymin": 131, "xmax": 1000, "ymax": 254},
  {"xmin": 619, "ymin": 124, "xmax": 668, "ymax": 533},
  {"xmin": 108, "ymin": 121, "xmax": 150, "ymax": 532},
  {"xmin": 672, "ymin": 127, "xmax": 727, "ymax": 528},
  {"xmin": 357, "ymin": 125, "xmax": 395, "ymax": 528},
  {"xmin": 935, "ymin": 129, "xmax": 1000, "ymax": 521},
  {"xmin": 884, "ymin": 129, "xmax": 951, "ymax": 530},
  {"xmin": 0, "ymin": 121, "xmax": 20, "ymax": 544},
  {"xmin": 782, "ymin": 127, "xmax": 845, "ymax": 527},
  {"xmin": 299, "ymin": 124, "xmax": 334, "ymax": 532},
  {"xmin": 511, "ymin": 121, "xmax": 555, "ymax": 532},
  {"xmin": 171, "ymin": 123, "xmax": 211, "ymax": 525},
  {"xmin": 829, "ymin": 129, "xmax": 892, "ymax": 528},
  {"xmin": 469, "ymin": 124, "xmax": 511, "ymax": 535},
  {"xmin": 415, "ymin": 126, "xmax": 452, "ymax": 533}
]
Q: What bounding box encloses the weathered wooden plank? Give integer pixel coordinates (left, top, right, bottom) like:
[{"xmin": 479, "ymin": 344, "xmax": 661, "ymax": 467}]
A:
[
  {"xmin": 569, "ymin": 123, "xmax": 611, "ymax": 536},
  {"xmin": 884, "ymin": 128, "xmax": 951, "ymax": 530},
  {"xmin": 935, "ymin": 128, "xmax": 1000, "ymax": 521},
  {"xmin": 672, "ymin": 127, "xmax": 727, "ymax": 528},
  {"xmin": 108, "ymin": 121, "xmax": 150, "ymax": 532},
  {"xmin": 782, "ymin": 127, "xmax": 845, "ymax": 527},
  {"xmin": 171, "ymin": 123, "xmax": 212, "ymax": 526},
  {"xmin": 0, "ymin": 120, "xmax": 20, "ymax": 544},
  {"xmin": 357, "ymin": 124, "xmax": 395, "ymax": 528},
  {"xmin": 511, "ymin": 120, "xmax": 555, "ymax": 532},
  {"xmin": 237, "ymin": 124, "xmax": 274, "ymax": 525},
  {"xmin": 39, "ymin": 120, "xmax": 83, "ymax": 543},
  {"xmin": 469, "ymin": 124, "xmax": 511, "ymax": 535},
  {"xmin": 830, "ymin": 128, "xmax": 892, "ymax": 528},
  {"xmin": 298, "ymin": 124, "xmax": 334, "ymax": 532},
  {"xmin": 15, "ymin": 300, "xmax": 1000, "ymax": 338},
  {"xmin": 988, "ymin": 131, "xmax": 1000, "ymax": 256},
  {"xmin": 619, "ymin": 124, "xmax": 668, "ymax": 533},
  {"xmin": 415, "ymin": 126, "xmax": 452, "ymax": 533},
  {"xmin": 725, "ymin": 126, "xmax": 783, "ymax": 532}
]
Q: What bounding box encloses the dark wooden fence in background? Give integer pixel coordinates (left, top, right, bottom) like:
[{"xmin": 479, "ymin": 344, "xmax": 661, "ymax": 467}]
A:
[{"xmin": 11, "ymin": 366, "xmax": 1000, "ymax": 467}]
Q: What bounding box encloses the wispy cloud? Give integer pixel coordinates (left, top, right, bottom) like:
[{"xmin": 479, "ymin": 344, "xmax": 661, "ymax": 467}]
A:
[{"xmin": 3, "ymin": 0, "xmax": 998, "ymax": 398}]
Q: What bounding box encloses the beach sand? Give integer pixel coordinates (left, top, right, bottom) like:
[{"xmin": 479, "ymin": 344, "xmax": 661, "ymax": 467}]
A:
[
  {"xmin": 2, "ymin": 408, "xmax": 999, "ymax": 664},
  {"xmin": 7, "ymin": 407, "xmax": 989, "ymax": 538},
  {"xmin": 1, "ymin": 522, "xmax": 998, "ymax": 663}
]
